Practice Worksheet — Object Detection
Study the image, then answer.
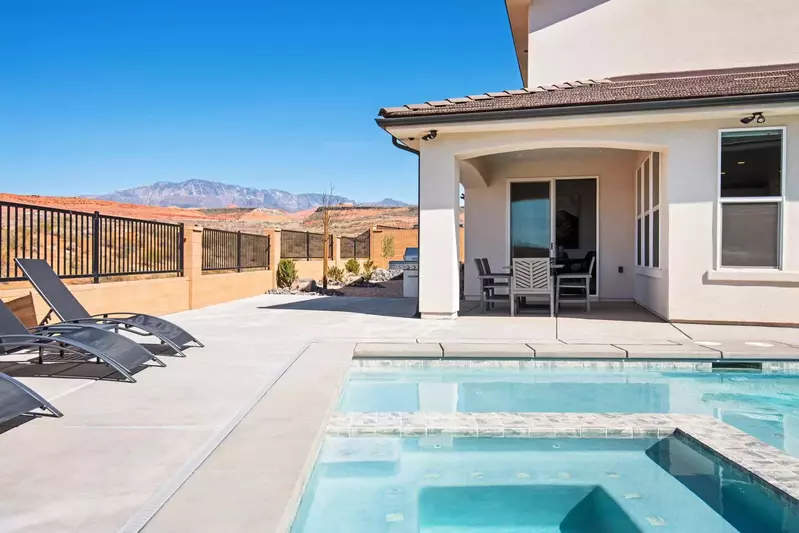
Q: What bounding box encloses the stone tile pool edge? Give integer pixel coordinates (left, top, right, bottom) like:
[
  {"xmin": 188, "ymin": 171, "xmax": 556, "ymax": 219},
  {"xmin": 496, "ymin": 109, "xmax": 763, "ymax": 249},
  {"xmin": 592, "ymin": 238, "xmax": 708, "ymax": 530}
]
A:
[{"xmin": 327, "ymin": 412, "xmax": 799, "ymax": 506}]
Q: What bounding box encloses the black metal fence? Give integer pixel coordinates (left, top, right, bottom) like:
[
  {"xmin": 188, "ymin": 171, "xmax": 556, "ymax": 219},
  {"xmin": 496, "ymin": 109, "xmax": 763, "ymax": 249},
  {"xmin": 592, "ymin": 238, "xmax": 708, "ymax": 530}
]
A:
[
  {"xmin": 354, "ymin": 230, "xmax": 370, "ymax": 258},
  {"xmin": 0, "ymin": 201, "xmax": 183, "ymax": 282},
  {"xmin": 202, "ymin": 229, "xmax": 270, "ymax": 271},
  {"xmin": 338, "ymin": 230, "xmax": 371, "ymax": 259},
  {"xmin": 280, "ymin": 230, "xmax": 332, "ymax": 260}
]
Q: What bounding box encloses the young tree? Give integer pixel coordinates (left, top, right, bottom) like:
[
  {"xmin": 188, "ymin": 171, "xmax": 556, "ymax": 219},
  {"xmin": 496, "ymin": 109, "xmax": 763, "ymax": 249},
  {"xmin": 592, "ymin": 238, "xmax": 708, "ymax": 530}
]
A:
[{"xmin": 319, "ymin": 184, "xmax": 337, "ymax": 289}]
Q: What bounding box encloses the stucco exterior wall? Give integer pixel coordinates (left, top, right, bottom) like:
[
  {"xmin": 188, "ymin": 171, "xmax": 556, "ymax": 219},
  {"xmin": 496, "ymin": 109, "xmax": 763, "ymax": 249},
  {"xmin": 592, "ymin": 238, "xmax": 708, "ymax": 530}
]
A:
[
  {"xmin": 419, "ymin": 110, "xmax": 799, "ymax": 323},
  {"xmin": 463, "ymin": 150, "xmax": 640, "ymax": 302},
  {"xmin": 526, "ymin": 0, "xmax": 799, "ymax": 87}
]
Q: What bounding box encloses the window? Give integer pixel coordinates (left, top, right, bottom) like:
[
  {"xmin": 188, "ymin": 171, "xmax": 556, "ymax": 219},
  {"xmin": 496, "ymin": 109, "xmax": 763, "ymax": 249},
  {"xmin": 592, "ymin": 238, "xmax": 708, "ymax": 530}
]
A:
[
  {"xmin": 636, "ymin": 153, "xmax": 660, "ymax": 268},
  {"xmin": 718, "ymin": 129, "xmax": 784, "ymax": 268}
]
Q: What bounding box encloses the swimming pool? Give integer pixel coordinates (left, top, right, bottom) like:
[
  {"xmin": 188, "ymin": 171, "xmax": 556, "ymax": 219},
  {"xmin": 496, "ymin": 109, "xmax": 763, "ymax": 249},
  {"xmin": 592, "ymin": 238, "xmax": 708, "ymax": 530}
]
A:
[
  {"xmin": 291, "ymin": 436, "xmax": 799, "ymax": 532},
  {"xmin": 338, "ymin": 362, "xmax": 799, "ymax": 453}
]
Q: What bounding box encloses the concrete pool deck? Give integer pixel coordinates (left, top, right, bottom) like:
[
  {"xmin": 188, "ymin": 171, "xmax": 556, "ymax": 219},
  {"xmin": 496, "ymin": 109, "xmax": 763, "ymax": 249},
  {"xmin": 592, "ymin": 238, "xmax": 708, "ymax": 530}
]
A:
[{"xmin": 0, "ymin": 294, "xmax": 799, "ymax": 532}]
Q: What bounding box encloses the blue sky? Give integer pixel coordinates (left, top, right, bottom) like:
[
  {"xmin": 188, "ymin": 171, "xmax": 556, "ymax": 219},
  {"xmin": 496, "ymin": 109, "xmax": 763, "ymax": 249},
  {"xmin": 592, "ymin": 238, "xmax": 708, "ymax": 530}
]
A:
[{"xmin": 0, "ymin": 0, "xmax": 520, "ymax": 203}]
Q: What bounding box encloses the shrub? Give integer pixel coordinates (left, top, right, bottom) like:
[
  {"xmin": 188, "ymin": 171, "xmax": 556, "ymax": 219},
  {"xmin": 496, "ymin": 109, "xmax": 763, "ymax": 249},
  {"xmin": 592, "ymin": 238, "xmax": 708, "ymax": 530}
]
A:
[
  {"xmin": 344, "ymin": 258, "xmax": 360, "ymax": 275},
  {"xmin": 381, "ymin": 235, "xmax": 395, "ymax": 260},
  {"xmin": 363, "ymin": 259, "xmax": 375, "ymax": 281},
  {"xmin": 277, "ymin": 258, "xmax": 298, "ymax": 288},
  {"xmin": 327, "ymin": 265, "xmax": 344, "ymax": 283}
]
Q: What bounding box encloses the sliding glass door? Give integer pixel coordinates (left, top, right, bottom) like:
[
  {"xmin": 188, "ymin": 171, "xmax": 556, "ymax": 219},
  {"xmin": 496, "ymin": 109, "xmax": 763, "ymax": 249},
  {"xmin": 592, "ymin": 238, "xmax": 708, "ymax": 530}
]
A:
[
  {"xmin": 509, "ymin": 178, "xmax": 598, "ymax": 297},
  {"xmin": 510, "ymin": 181, "xmax": 552, "ymax": 259}
]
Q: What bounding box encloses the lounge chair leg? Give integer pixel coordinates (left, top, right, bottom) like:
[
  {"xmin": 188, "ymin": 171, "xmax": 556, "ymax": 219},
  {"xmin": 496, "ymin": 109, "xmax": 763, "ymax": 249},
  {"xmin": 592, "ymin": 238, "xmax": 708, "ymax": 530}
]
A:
[{"xmin": 38, "ymin": 346, "xmax": 43, "ymax": 365}]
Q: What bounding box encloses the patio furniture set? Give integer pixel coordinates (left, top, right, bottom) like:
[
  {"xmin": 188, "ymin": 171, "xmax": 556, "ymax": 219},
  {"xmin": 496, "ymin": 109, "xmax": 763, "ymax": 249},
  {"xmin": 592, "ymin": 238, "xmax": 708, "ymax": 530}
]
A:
[
  {"xmin": 0, "ymin": 259, "xmax": 202, "ymax": 427},
  {"xmin": 474, "ymin": 254, "xmax": 596, "ymax": 317}
]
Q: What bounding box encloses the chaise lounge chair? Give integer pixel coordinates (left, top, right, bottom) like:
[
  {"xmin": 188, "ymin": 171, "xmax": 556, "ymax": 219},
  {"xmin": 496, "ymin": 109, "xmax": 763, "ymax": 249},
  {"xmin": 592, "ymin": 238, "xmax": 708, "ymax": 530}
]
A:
[
  {"xmin": 0, "ymin": 373, "xmax": 62, "ymax": 424},
  {"xmin": 15, "ymin": 259, "xmax": 203, "ymax": 357},
  {"xmin": 0, "ymin": 299, "xmax": 166, "ymax": 383}
]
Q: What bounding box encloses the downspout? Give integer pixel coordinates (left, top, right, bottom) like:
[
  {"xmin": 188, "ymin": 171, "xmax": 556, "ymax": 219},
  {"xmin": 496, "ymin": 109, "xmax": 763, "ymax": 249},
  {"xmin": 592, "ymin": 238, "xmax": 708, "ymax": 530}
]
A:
[{"xmin": 390, "ymin": 136, "xmax": 421, "ymax": 317}]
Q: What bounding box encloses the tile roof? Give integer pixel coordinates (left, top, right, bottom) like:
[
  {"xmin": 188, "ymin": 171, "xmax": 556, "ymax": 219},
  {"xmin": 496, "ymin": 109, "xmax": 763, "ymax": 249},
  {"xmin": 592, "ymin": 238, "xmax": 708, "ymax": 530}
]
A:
[{"xmin": 378, "ymin": 66, "xmax": 799, "ymax": 121}]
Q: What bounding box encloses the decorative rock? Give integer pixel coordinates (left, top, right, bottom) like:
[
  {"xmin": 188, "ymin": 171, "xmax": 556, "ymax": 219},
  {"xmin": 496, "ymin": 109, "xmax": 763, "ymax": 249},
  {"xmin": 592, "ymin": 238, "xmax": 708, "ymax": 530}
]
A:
[
  {"xmin": 296, "ymin": 278, "xmax": 318, "ymax": 292},
  {"xmin": 370, "ymin": 268, "xmax": 403, "ymax": 283}
]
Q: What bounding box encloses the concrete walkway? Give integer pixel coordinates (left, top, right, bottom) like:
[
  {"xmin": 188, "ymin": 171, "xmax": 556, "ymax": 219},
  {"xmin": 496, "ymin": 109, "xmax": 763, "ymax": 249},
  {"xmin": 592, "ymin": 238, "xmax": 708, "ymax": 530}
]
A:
[{"xmin": 1, "ymin": 295, "xmax": 798, "ymax": 532}]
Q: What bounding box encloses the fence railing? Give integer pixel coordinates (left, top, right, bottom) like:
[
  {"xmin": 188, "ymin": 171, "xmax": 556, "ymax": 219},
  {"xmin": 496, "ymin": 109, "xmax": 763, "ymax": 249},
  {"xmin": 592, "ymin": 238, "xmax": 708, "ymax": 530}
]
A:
[
  {"xmin": 1, "ymin": 201, "xmax": 183, "ymax": 282},
  {"xmin": 201, "ymin": 228, "xmax": 270, "ymax": 272},
  {"xmin": 280, "ymin": 230, "xmax": 332, "ymax": 260}
]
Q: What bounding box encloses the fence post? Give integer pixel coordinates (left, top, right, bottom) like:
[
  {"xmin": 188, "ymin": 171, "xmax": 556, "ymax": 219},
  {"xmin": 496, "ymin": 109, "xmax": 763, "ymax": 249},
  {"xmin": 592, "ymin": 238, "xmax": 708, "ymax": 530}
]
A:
[
  {"xmin": 305, "ymin": 231, "xmax": 310, "ymax": 261},
  {"xmin": 264, "ymin": 228, "xmax": 280, "ymax": 289},
  {"xmin": 178, "ymin": 223, "xmax": 185, "ymax": 276},
  {"xmin": 184, "ymin": 225, "xmax": 203, "ymax": 309},
  {"xmin": 369, "ymin": 226, "xmax": 381, "ymax": 268},
  {"xmin": 236, "ymin": 231, "xmax": 242, "ymax": 273},
  {"xmin": 91, "ymin": 211, "xmax": 100, "ymax": 283}
]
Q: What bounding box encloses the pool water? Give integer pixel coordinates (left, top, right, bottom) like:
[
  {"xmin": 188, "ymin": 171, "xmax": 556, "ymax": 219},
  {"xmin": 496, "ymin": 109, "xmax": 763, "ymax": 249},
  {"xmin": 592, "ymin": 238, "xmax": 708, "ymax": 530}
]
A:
[
  {"xmin": 290, "ymin": 437, "xmax": 799, "ymax": 532},
  {"xmin": 338, "ymin": 365, "xmax": 799, "ymax": 453}
]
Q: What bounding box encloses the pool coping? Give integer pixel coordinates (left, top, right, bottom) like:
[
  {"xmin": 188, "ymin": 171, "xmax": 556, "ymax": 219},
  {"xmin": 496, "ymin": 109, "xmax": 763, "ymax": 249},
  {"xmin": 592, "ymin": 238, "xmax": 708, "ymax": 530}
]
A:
[
  {"xmin": 327, "ymin": 412, "xmax": 799, "ymax": 505},
  {"xmin": 353, "ymin": 340, "xmax": 799, "ymax": 361}
]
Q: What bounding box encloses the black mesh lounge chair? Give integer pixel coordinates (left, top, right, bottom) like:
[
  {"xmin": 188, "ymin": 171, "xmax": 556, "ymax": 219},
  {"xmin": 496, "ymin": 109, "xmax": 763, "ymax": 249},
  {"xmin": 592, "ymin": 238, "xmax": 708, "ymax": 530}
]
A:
[
  {"xmin": 15, "ymin": 259, "xmax": 203, "ymax": 357},
  {"xmin": 0, "ymin": 373, "xmax": 62, "ymax": 424},
  {"xmin": 0, "ymin": 299, "xmax": 165, "ymax": 383}
]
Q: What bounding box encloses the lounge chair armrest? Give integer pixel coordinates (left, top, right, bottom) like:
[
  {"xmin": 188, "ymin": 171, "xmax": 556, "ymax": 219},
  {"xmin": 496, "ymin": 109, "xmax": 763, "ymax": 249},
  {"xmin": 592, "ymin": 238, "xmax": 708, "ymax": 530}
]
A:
[{"xmin": 90, "ymin": 312, "xmax": 136, "ymax": 319}]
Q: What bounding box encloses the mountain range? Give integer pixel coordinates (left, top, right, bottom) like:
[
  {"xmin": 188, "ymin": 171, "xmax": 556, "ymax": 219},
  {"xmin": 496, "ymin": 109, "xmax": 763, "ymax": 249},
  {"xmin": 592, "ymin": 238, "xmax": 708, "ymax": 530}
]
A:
[{"xmin": 86, "ymin": 179, "xmax": 408, "ymax": 212}]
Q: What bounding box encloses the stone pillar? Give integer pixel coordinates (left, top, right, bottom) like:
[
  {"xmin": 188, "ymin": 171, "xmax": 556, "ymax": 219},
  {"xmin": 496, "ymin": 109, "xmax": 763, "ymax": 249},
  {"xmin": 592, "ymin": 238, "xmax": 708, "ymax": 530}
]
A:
[
  {"xmin": 184, "ymin": 225, "xmax": 203, "ymax": 309},
  {"xmin": 265, "ymin": 228, "xmax": 281, "ymax": 289},
  {"xmin": 333, "ymin": 235, "xmax": 342, "ymax": 266},
  {"xmin": 419, "ymin": 148, "xmax": 460, "ymax": 319},
  {"xmin": 370, "ymin": 227, "xmax": 385, "ymax": 269}
]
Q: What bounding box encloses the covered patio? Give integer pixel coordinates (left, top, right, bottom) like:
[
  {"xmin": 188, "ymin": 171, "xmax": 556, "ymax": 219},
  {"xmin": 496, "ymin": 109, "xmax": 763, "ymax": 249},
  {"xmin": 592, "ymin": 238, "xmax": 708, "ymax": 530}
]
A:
[{"xmin": 415, "ymin": 140, "xmax": 667, "ymax": 319}]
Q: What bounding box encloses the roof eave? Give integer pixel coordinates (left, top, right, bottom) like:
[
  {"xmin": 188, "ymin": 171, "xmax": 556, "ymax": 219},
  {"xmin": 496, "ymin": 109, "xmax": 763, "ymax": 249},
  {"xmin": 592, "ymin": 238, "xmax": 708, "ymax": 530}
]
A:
[{"xmin": 376, "ymin": 91, "xmax": 799, "ymax": 129}]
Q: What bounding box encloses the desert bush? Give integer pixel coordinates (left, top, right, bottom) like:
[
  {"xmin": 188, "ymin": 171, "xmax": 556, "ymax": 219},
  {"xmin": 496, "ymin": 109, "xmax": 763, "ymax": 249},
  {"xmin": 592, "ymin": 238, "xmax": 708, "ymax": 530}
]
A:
[
  {"xmin": 327, "ymin": 265, "xmax": 344, "ymax": 283},
  {"xmin": 344, "ymin": 258, "xmax": 360, "ymax": 275},
  {"xmin": 363, "ymin": 259, "xmax": 375, "ymax": 281},
  {"xmin": 277, "ymin": 258, "xmax": 298, "ymax": 288}
]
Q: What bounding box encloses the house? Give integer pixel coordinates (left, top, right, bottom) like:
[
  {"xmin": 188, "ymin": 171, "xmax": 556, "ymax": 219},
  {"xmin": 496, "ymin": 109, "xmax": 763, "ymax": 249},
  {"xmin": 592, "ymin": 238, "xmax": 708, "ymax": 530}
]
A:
[{"xmin": 376, "ymin": 0, "xmax": 799, "ymax": 325}]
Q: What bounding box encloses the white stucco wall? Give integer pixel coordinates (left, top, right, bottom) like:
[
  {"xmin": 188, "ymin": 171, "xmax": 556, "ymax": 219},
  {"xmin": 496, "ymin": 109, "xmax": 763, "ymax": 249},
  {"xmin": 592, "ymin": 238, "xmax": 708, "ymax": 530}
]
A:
[
  {"xmin": 418, "ymin": 110, "xmax": 799, "ymax": 324},
  {"xmin": 526, "ymin": 0, "xmax": 799, "ymax": 87},
  {"xmin": 463, "ymin": 150, "xmax": 640, "ymax": 303}
]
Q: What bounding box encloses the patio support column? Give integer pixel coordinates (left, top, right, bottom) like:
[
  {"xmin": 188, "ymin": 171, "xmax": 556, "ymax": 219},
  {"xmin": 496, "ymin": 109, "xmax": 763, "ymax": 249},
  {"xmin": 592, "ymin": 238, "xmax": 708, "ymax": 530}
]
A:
[{"xmin": 419, "ymin": 148, "xmax": 460, "ymax": 319}]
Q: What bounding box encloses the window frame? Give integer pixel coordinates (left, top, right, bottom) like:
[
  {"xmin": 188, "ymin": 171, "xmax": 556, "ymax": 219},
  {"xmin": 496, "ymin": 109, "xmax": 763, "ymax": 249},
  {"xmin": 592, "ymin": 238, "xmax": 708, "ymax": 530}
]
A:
[
  {"xmin": 635, "ymin": 153, "xmax": 661, "ymax": 270},
  {"xmin": 716, "ymin": 126, "xmax": 787, "ymax": 271}
]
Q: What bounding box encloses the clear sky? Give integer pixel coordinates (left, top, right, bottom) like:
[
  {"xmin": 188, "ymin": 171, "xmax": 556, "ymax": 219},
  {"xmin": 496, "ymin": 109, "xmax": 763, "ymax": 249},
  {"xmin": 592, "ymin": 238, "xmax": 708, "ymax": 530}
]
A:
[{"xmin": 0, "ymin": 0, "xmax": 521, "ymax": 203}]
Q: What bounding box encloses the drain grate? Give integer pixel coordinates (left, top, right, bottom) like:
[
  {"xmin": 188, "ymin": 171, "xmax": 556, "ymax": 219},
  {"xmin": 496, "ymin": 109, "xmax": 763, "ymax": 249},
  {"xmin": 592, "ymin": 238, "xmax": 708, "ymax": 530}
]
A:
[{"xmin": 712, "ymin": 361, "xmax": 762, "ymax": 371}]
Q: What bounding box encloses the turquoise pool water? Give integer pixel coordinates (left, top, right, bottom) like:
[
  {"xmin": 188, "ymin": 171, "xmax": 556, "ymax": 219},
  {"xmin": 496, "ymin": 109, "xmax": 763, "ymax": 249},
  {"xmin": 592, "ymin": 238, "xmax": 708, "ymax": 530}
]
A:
[
  {"xmin": 338, "ymin": 365, "xmax": 799, "ymax": 453},
  {"xmin": 291, "ymin": 437, "xmax": 799, "ymax": 532}
]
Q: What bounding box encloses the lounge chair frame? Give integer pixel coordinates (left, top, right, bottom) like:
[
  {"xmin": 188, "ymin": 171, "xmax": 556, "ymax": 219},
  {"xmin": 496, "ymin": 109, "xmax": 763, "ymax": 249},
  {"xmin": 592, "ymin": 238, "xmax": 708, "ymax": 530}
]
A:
[{"xmin": 15, "ymin": 259, "xmax": 203, "ymax": 357}]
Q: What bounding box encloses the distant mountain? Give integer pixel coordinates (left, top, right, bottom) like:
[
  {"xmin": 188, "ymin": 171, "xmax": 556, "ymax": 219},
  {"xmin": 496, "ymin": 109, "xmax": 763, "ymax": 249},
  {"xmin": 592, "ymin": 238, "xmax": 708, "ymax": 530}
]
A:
[{"xmin": 86, "ymin": 179, "xmax": 408, "ymax": 213}]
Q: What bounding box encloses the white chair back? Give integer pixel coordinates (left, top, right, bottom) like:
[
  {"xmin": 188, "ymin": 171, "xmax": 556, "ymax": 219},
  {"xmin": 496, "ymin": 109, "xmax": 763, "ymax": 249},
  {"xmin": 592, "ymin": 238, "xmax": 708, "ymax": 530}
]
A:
[{"xmin": 512, "ymin": 258, "xmax": 551, "ymax": 295}]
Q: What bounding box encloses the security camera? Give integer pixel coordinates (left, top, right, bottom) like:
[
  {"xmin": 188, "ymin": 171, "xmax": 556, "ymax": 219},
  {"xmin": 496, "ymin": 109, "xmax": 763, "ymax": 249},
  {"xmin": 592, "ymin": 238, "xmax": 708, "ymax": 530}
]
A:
[{"xmin": 741, "ymin": 112, "xmax": 765, "ymax": 125}]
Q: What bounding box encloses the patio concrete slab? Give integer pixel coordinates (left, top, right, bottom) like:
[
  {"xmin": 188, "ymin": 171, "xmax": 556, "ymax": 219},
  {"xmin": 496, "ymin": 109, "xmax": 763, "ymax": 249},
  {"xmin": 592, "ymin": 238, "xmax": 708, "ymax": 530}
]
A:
[
  {"xmin": 354, "ymin": 342, "xmax": 443, "ymax": 358},
  {"xmin": 530, "ymin": 343, "xmax": 627, "ymax": 358},
  {"xmin": 143, "ymin": 342, "xmax": 355, "ymax": 533},
  {"xmin": 677, "ymin": 323, "xmax": 799, "ymax": 345},
  {"xmin": 441, "ymin": 343, "xmax": 534, "ymax": 358},
  {"xmin": 708, "ymin": 340, "xmax": 799, "ymax": 359},
  {"xmin": 418, "ymin": 316, "xmax": 557, "ymax": 343},
  {"xmin": 620, "ymin": 343, "xmax": 721, "ymax": 359}
]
